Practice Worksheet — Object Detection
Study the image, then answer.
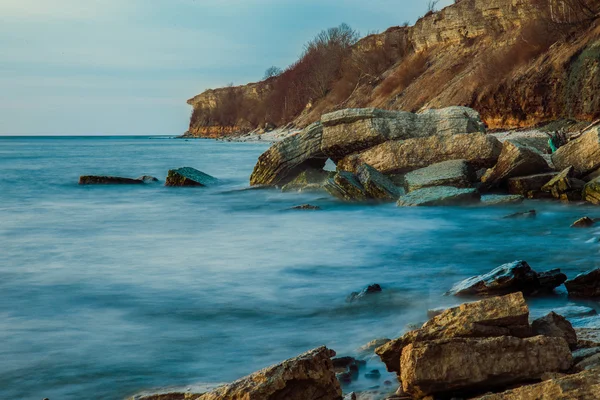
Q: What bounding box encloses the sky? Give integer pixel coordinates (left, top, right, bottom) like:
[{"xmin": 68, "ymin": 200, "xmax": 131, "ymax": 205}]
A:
[{"xmin": 0, "ymin": 0, "xmax": 453, "ymax": 135}]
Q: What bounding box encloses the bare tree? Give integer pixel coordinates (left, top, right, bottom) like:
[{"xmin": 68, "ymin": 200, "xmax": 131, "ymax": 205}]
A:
[
  {"xmin": 426, "ymin": 0, "xmax": 440, "ymax": 13},
  {"xmin": 263, "ymin": 66, "xmax": 283, "ymax": 80}
]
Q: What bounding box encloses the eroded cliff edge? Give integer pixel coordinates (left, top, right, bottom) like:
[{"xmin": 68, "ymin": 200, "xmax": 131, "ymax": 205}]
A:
[{"xmin": 186, "ymin": 0, "xmax": 600, "ymax": 138}]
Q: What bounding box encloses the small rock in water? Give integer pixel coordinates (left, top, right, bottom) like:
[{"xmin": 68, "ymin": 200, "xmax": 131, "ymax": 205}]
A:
[
  {"xmin": 503, "ymin": 209, "xmax": 536, "ymax": 219},
  {"xmin": 165, "ymin": 167, "xmax": 218, "ymax": 187},
  {"xmin": 365, "ymin": 369, "xmax": 381, "ymax": 379},
  {"xmin": 347, "ymin": 284, "xmax": 382, "ymax": 302},
  {"xmin": 332, "ymin": 356, "xmax": 356, "ymax": 371},
  {"xmin": 565, "ymin": 268, "xmax": 600, "ymax": 298},
  {"xmin": 571, "ymin": 217, "xmax": 595, "ymax": 228},
  {"xmin": 289, "ymin": 204, "xmax": 321, "ymax": 210},
  {"xmin": 79, "ymin": 175, "xmax": 144, "ymax": 185},
  {"xmin": 136, "ymin": 175, "xmax": 159, "ymax": 183}
]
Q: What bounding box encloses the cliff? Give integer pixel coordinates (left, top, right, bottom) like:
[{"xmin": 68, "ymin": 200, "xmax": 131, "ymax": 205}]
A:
[{"xmin": 186, "ymin": 0, "xmax": 600, "ymax": 137}]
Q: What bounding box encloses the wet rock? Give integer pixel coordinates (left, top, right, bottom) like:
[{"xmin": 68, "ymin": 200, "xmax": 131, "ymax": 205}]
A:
[
  {"xmin": 448, "ymin": 261, "xmax": 566, "ymax": 297},
  {"xmin": 480, "ymin": 141, "xmax": 549, "ymax": 190},
  {"xmin": 565, "ymin": 268, "xmax": 600, "ymax": 298},
  {"xmin": 281, "ymin": 169, "xmax": 331, "ymax": 192},
  {"xmin": 79, "ymin": 175, "xmax": 144, "ymax": 185},
  {"xmin": 137, "ymin": 175, "xmax": 159, "ymax": 183},
  {"xmin": 364, "ymin": 370, "xmax": 381, "ymax": 379},
  {"xmin": 289, "ymin": 204, "xmax": 321, "ymax": 210},
  {"xmin": 338, "ymin": 133, "xmax": 502, "ymax": 175},
  {"xmin": 402, "ymin": 159, "xmax": 474, "ymax": 192},
  {"xmin": 324, "ymin": 172, "xmax": 368, "ymax": 202},
  {"xmin": 347, "ymin": 284, "xmax": 382, "ymax": 302},
  {"xmin": 541, "ymin": 166, "xmax": 585, "ymax": 200},
  {"xmin": 165, "ymin": 167, "xmax": 218, "ymax": 187},
  {"xmin": 532, "ymin": 312, "xmax": 577, "ymax": 349},
  {"xmin": 400, "ymin": 335, "xmax": 572, "ymax": 398},
  {"xmin": 571, "ymin": 216, "xmax": 595, "ymax": 228},
  {"xmin": 576, "ymin": 352, "xmax": 600, "ymax": 370},
  {"xmin": 332, "ymin": 356, "xmax": 357, "ymax": 372},
  {"xmin": 507, "ymin": 172, "xmax": 558, "ymax": 197},
  {"xmin": 396, "ymin": 186, "xmax": 480, "ymax": 207},
  {"xmin": 503, "ymin": 210, "xmax": 536, "ymax": 219},
  {"xmin": 552, "ymin": 127, "xmax": 600, "ymax": 176},
  {"xmin": 356, "ymin": 164, "xmax": 403, "ymax": 201},
  {"xmin": 250, "ymin": 122, "xmax": 327, "ymax": 186},
  {"xmin": 197, "ymin": 346, "xmax": 342, "ymax": 400},
  {"xmin": 426, "ymin": 307, "xmax": 448, "ymax": 319},
  {"xmin": 472, "ymin": 368, "xmax": 600, "ymax": 400},
  {"xmin": 572, "ymin": 346, "xmax": 600, "ymax": 364},
  {"xmin": 582, "ymin": 176, "xmax": 600, "ymax": 204},
  {"xmin": 481, "ymin": 194, "xmax": 524, "ymax": 205},
  {"xmin": 376, "ymin": 292, "xmax": 531, "ymax": 375}
]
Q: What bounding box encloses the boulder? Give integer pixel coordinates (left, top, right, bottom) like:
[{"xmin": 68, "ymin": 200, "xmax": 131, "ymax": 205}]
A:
[
  {"xmin": 565, "ymin": 268, "xmax": 600, "ymax": 298},
  {"xmin": 281, "ymin": 169, "xmax": 331, "ymax": 192},
  {"xmin": 571, "ymin": 216, "xmax": 595, "ymax": 228},
  {"xmin": 375, "ymin": 293, "xmax": 531, "ymax": 375},
  {"xmin": 320, "ymin": 107, "xmax": 485, "ymax": 161},
  {"xmin": 355, "ymin": 164, "xmax": 403, "ymax": 201},
  {"xmin": 396, "ymin": 186, "xmax": 480, "ymax": 207},
  {"xmin": 481, "ymin": 194, "xmax": 524, "ymax": 205},
  {"xmin": 507, "ymin": 172, "xmax": 558, "ymax": 197},
  {"xmin": 338, "ymin": 133, "xmax": 502, "ymax": 175},
  {"xmin": 532, "ymin": 312, "xmax": 578, "ymax": 349},
  {"xmin": 583, "ymin": 177, "xmax": 600, "ymax": 204},
  {"xmin": 448, "ymin": 261, "xmax": 566, "ymax": 297},
  {"xmin": 347, "ymin": 284, "xmax": 382, "ymax": 302},
  {"xmin": 250, "ymin": 122, "xmax": 327, "ymax": 186},
  {"xmin": 472, "ymin": 368, "xmax": 600, "ymax": 400},
  {"xmin": 400, "ymin": 335, "xmax": 572, "ymax": 398},
  {"xmin": 552, "ymin": 127, "xmax": 600, "ymax": 176},
  {"xmin": 165, "ymin": 167, "xmax": 218, "ymax": 187},
  {"xmin": 324, "ymin": 172, "xmax": 368, "ymax": 202},
  {"xmin": 79, "ymin": 175, "xmax": 144, "ymax": 185},
  {"xmin": 572, "ymin": 346, "xmax": 600, "ymax": 364},
  {"xmin": 576, "ymin": 352, "xmax": 600, "ymax": 370},
  {"xmin": 403, "ymin": 160, "xmax": 474, "ymax": 192},
  {"xmin": 541, "ymin": 166, "xmax": 585, "ymax": 200},
  {"xmin": 481, "ymin": 141, "xmax": 549, "ymax": 190},
  {"xmin": 197, "ymin": 347, "xmax": 342, "ymax": 400}
]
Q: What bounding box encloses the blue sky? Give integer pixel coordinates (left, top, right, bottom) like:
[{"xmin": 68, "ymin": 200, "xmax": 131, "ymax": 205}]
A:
[{"xmin": 0, "ymin": 0, "xmax": 453, "ymax": 135}]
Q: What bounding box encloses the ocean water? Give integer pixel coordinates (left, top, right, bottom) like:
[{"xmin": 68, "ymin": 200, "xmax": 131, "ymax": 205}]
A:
[{"xmin": 1, "ymin": 136, "xmax": 600, "ymax": 400}]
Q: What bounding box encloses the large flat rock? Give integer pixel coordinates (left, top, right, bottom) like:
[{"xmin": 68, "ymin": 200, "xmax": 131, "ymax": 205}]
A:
[
  {"xmin": 403, "ymin": 159, "xmax": 474, "ymax": 192},
  {"xmin": 507, "ymin": 172, "xmax": 558, "ymax": 197},
  {"xmin": 552, "ymin": 127, "xmax": 600, "ymax": 176},
  {"xmin": 79, "ymin": 176, "xmax": 145, "ymax": 185},
  {"xmin": 397, "ymin": 186, "xmax": 480, "ymax": 206},
  {"xmin": 481, "ymin": 141, "xmax": 549, "ymax": 189},
  {"xmin": 165, "ymin": 167, "xmax": 218, "ymax": 187}
]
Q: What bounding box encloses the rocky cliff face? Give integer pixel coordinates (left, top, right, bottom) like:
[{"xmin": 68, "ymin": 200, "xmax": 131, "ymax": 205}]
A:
[{"xmin": 186, "ymin": 0, "xmax": 600, "ymax": 137}]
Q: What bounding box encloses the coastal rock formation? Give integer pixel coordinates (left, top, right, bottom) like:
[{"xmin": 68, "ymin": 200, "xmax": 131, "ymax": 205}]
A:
[
  {"xmin": 480, "ymin": 141, "xmax": 549, "ymax": 189},
  {"xmin": 552, "ymin": 128, "xmax": 600, "ymax": 176},
  {"xmin": 507, "ymin": 172, "xmax": 558, "ymax": 198},
  {"xmin": 197, "ymin": 347, "xmax": 342, "ymax": 400},
  {"xmin": 324, "ymin": 172, "xmax": 368, "ymax": 202},
  {"xmin": 448, "ymin": 261, "xmax": 567, "ymax": 296},
  {"xmin": 375, "ymin": 292, "xmax": 531, "ymax": 375},
  {"xmin": 79, "ymin": 176, "xmax": 145, "ymax": 185},
  {"xmin": 532, "ymin": 312, "xmax": 578, "ymax": 349},
  {"xmin": 338, "ymin": 133, "xmax": 502, "ymax": 175},
  {"xmin": 165, "ymin": 168, "xmax": 218, "ymax": 187},
  {"xmin": 396, "ymin": 186, "xmax": 480, "ymax": 207},
  {"xmin": 281, "ymin": 169, "xmax": 331, "ymax": 192},
  {"xmin": 400, "ymin": 335, "xmax": 572, "ymax": 398},
  {"xmin": 355, "ymin": 164, "xmax": 403, "ymax": 201},
  {"xmin": 541, "ymin": 166, "xmax": 585, "ymax": 200},
  {"xmin": 473, "ymin": 368, "xmax": 600, "ymax": 400},
  {"xmin": 565, "ymin": 269, "xmax": 600, "ymax": 298},
  {"xmin": 403, "ymin": 160, "xmax": 474, "ymax": 192},
  {"xmin": 582, "ymin": 177, "xmax": 600, "ymax": 204}
]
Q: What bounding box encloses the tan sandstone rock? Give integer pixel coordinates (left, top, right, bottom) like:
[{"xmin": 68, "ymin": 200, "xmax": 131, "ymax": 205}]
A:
[
  {"xmin": 400, "ymin": 335, "xmax": 572, "ymax": 398},
  {"xmin": 481, "ymin": 141, "xmax": 549, "ymax": 189},
  {"xmin": 552, "ymin": 127, "xmax": 600, "ymax": 177}
]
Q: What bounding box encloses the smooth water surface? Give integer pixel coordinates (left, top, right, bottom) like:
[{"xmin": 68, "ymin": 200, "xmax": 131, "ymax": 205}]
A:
[{"xmin": 1, "ymin": 137, "xmax": 600, "ymax": 399}]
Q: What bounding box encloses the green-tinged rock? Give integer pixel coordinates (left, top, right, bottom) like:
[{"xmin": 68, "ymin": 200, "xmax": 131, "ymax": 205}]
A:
[
  {"xmin": 583, "ymin": 177, "xmax": 600, "ymax": 204},
  {"xmin": 281, "ymin": 169, "xmax": 332, "ymax": 192},
  {"xmin": 481, "ymin": 194, "xmax": 524, "ymax": 205},
  {"xmin": 356, "ymin": 164, "xmax": 403, "ymax": 201},
  {"xmin": 403, "ymin": 159, "xmax": 474, "ymax": 192},
  {"xmin": 324, "ymin": 172, "xmax": 368, "ymax": 202},
  {"xmin": 165, "ymin": 167, "xmax": 218, "ymax": 187},
  {"xmin": 397, "ymin": 186, "xmax": 480, "ymax": 207}
]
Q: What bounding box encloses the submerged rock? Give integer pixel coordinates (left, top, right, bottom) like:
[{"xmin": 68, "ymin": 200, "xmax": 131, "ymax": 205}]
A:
[
  {"xmin": 481, "ymin": 141, "xmax": 549, "ymax": 190},
  {"xmin": 324, "ymin": 171, "xmax": 368, "ymax": 202},
  {"xmin": 507, "ymin": 172, "xmax": 558, "ymax": 197},
  {"xmin": 197, "ymin": 346, "xmax": 342, "ymax": 400},
  {"xmin": 403, "ymin": 159, "xmax": 474, "ymax": 192},
  {"xmin": 565, "ymin": 268, "xmax": 600, "ymax": 298},
  {"xmin": 165, "ymin": 167, "xmax": 218, "ymax": 187},
  {"xmin": 481, "ymin": 194, "xmax": 524, "ymax": 205},
  {"xmin": 571, "ymin": 216, "xmax": 595, "ymax": 228},
  {"xmin": 375, "ymin": 292, "xmax": 531, "ymax": 375},
  {"xmin": 552, "ymin": 127, "xmax": 600, "ymax": 176},
  {"xmin": 289, "ymin": 204, "xmax": 321, "ymax": 210},
  {"xmin": 582, "ymin": 176, "xmax": 600, "ymax": 204},
  {"xmin": 472, "ymin": 368, "xmax": 600, "ymax": 400},
  {"xmin": 79, "ymin": 175, "xmax": 144, "ymax": 185},
  {"xmin": 532, "ymin": 312, "xmax": 578, "ymax": 349},
  {"xmin": 338, "ymin": 133, "xmax": 502, "ymax": 175},
  {"xmin": 281, "ymin": 169, "xmax": 331, "ymax": 192},
  {"xmin": 400, "ymin": 335, "xmax": 572, "ymax": 398},
  {"xmin": 347, "ymin": 284, "xmax": 382, "ymax": 302},
  {"xmin": 503, "ymin": 209, "xmax": 536, "ymax": 219},
  {"xmin": 397, "ymin": 186, "xmax": 480, "ymax": 207},
  {"xmin": 448, "ymin": 261, "xmax": 566, "ymax": 297},
  {"xmin": 137, "ymin": 175, "xmax": 159, "ymax": 183},
  {"xmin": 355, "ymin": 164, "xmax": 403, "ymax": 201}
]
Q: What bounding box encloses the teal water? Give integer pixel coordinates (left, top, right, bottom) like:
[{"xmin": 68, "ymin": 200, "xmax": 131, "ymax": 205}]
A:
[{"xmin": 1, "ymin": 136, "xmax": 599, "ymax": 399}]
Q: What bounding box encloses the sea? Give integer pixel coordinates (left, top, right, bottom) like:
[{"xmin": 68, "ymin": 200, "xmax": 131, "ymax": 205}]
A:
[{"xmin": 1, "ymin": 136, "xmax": 599, "ymax": 399}]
